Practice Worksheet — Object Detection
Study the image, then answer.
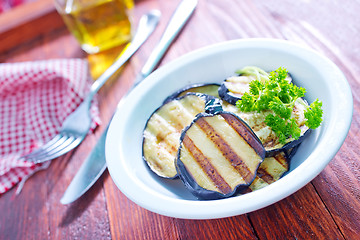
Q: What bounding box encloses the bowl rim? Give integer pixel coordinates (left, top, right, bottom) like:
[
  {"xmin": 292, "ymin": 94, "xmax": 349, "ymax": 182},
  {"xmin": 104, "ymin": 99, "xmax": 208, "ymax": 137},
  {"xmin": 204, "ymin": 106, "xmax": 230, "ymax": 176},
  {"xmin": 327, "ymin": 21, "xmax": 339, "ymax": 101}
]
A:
[{"xmin": 105, "ymin": 38, "xmax": 353, "ymax": 219}]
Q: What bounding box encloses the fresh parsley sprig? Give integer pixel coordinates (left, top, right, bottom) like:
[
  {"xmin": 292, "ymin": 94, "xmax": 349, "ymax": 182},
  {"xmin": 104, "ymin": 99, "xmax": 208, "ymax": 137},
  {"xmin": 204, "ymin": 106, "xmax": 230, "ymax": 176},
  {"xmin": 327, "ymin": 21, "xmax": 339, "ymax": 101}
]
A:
[
  {"xmin": 236, "ymin": 67, "xmax": 323, "ymax": 144},
  {"xmin": 305, "ymin": 99, "xmax": 323, "ymax": 129}
]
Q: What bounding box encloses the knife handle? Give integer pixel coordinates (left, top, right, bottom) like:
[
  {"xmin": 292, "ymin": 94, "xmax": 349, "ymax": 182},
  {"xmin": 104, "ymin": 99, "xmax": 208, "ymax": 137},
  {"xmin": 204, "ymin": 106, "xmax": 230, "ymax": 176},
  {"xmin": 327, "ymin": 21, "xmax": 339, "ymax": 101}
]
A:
[{"xmin": 139, "ymin": 0, "xmax": 198, "ymax": 79}]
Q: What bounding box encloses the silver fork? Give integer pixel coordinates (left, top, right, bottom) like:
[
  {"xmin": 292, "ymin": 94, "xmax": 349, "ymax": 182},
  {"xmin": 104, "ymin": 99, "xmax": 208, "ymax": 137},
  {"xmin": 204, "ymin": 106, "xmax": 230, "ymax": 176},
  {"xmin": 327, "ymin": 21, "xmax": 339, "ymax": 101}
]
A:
[{"xmin": 20, "ymin": 10, "xmax": 161, "ymax": 164}]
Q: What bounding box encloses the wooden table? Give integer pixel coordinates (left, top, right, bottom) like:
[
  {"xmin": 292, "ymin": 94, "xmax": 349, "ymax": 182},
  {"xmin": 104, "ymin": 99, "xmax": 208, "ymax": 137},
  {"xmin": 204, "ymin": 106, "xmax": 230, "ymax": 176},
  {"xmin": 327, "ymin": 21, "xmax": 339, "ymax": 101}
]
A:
[{"xmin": 1, "ymin": 0, "xmax": 359, "ymax": 239}]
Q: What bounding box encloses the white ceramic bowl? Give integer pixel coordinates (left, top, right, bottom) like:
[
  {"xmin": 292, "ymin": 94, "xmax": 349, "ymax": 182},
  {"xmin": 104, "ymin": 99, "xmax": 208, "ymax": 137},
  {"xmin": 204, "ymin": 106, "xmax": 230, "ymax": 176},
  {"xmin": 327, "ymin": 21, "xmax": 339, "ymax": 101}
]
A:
[{"xmin": 105, "ymin": 38, "xmax": 353, "ymax": 219}]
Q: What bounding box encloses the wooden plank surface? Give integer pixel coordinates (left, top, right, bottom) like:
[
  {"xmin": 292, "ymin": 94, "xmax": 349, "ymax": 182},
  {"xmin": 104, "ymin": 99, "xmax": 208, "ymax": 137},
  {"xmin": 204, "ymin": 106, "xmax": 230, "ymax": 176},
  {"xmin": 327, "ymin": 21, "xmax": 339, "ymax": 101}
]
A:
[
  {"xmin": 0, "ymin": 0, "xmax": 65, "ymax": 53},
  {"xmin": 0, "ymin": 0, "xmax": 359, "ymax": 239}
]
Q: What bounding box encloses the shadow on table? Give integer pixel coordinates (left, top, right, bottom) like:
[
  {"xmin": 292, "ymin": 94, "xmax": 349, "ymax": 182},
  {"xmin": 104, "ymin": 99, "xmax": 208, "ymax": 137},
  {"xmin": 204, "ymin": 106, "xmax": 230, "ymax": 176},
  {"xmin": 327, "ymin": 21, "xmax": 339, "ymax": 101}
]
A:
[{"xmin": 59, "ymin": 170, "xmax": 109, "ymax": 227}]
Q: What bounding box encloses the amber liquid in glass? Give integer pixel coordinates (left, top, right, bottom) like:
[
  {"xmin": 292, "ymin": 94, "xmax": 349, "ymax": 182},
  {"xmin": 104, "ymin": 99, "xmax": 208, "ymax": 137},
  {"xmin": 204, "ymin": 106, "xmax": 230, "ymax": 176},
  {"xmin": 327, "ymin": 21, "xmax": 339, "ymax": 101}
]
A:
[{"xmin": 60, "ymin": 0, "xmax": 133, "ymax": 54}]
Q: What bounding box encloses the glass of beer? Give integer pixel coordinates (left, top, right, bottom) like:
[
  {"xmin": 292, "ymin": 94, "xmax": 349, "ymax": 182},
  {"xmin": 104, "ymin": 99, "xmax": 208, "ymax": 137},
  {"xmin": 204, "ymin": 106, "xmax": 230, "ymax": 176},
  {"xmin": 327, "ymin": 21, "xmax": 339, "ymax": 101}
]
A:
[{"xmin": 54, "ymin": 0, "xmax": 134, "ymax": 54}]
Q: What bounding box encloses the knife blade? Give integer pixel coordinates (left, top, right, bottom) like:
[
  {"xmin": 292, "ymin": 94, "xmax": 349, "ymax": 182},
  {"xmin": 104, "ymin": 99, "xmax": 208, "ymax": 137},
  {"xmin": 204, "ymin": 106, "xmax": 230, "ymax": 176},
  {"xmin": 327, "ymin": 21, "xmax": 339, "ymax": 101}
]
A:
[
  {"xmin": 60, "ymin": 0, "xmax": 198, "ymax": 204},
  {"xmin": 60, "ymin": 126, "xmax": 108, "ymax": 204}
]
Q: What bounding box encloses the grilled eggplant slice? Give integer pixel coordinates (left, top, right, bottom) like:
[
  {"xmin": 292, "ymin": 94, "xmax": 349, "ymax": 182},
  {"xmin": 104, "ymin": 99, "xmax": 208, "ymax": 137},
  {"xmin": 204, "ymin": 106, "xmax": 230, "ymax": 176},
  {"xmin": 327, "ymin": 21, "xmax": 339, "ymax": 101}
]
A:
[
  {"xmin": 142, "ymin": 93, "xmax": 214, "ymax": 179},
  {"xmin": 164, "ymin": 83, "xmax": 220, "ymax": 103},
  {"xmin": 285, "ymin": 145, "xmax": 300, "ymax": 159},
  {"xmin": 218, "ymin": 75, "xmax": 256, "ymax": 105},
  {"xmin": 218, "ymin": 67, "xmax": 292, "ymax": 105},
  {"xmin": 222, "ymin": 98, "xmax": 310, "ymax": 156},
  {"xmin": 242, "ymin": 152, "xmax": 289, "ymax": 193},
  {"xmin": 176, "ymin": 112, "xmax": 266, "ymax": 199}
]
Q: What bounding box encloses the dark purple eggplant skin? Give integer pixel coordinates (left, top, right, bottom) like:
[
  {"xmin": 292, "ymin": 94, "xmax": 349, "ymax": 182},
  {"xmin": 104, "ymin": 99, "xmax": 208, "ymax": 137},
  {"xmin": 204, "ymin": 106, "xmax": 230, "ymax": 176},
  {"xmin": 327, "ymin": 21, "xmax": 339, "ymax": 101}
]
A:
[
  {"xmin": 218, "ymin": 81, "xmax": 241, "ymax": 105},
  {"xmin": 163, "ymin": 83, "xmax": 220, "ymax": 104},
  {"xmin": 286, "ymin": 72, "xmax": 293, "ymax": 84},
  {"xmin": 142, "ymin": 92, "xmax": 219, "ymax": 180},
  {"xmin": 265, "ymin": 128, "xmax": 311, "ymax": 157},
  {"xmin": 264, "ymin": 97, "xmax": 311, "ymax": 157},
  {"xmin": 221, "ymin": 94, "xmax": 311, "ymax": 158},
  {"xmin": 283, "ymin": 144, "xmax": 301, "ymax": 173},
  {"xmin": 176, "ymin": 111, "xmax": 265, "ymax": 200},
  {"xmin": 285, "ymin": 144, "xmax": 300, "ymax": 159},
  {"xmin": 176, "ymin": 159, "xmax": 250, "ymax": 200},
  {"xmin": 204, "ymin": 98, "xmax": 223, "ymax": 115},
  {"xmin": 218, "ymin": 73, "xmax": 293, "ymax": 106}
]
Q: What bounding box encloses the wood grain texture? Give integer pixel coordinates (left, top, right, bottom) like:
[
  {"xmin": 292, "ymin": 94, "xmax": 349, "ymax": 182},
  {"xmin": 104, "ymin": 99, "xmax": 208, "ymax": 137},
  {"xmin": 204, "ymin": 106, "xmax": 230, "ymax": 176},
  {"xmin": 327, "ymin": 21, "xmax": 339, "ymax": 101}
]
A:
[
  {"xmin": 249, "ymin": 184, "xmax": 345, "ymax": 239},
  {"xmin": 0, "ymin": 0, "xmax": 65, "ymax": 53},
  {"xmin": 251, "ymin": 1, "xmax": 360, "ymax": 239},
  {"xmin": 174, "ymin": 216, "xmax": 257, "ymax": 240},
  {"xmin": 0, "ymin": 0, "xmax": 359, "ymax": 239}
]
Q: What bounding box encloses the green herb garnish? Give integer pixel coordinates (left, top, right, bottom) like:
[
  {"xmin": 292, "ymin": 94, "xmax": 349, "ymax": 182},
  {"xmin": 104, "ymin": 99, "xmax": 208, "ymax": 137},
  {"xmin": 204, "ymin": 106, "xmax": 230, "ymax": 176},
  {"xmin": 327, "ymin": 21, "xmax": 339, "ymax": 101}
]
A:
[{"xmin": 236, "ymin": 67, "xmax": 323, "ymax": 144}]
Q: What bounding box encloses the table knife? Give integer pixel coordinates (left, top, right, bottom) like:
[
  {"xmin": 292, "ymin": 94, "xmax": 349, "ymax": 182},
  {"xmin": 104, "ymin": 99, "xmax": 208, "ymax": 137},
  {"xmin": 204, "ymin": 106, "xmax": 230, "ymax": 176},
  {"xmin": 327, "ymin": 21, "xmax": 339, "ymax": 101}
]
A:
[
  {"xmin": 60, "ymin": 125, "xmax": 108, "ymax": 204},
  {"xmin": 60, "ymin": 0, "xmax": 198, "ymax": 205},
  {"xmin": 134, "ymin": 0, "xmax": 198, "ymax": 85}
]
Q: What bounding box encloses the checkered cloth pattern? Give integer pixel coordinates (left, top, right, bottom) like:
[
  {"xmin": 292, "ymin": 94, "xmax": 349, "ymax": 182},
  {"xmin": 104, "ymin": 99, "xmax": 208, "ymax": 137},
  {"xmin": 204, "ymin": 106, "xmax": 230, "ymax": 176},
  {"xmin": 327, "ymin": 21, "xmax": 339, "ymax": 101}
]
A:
[{"xmin": 0, "ymin": 59, "xmax": 101, "ymax": 194}]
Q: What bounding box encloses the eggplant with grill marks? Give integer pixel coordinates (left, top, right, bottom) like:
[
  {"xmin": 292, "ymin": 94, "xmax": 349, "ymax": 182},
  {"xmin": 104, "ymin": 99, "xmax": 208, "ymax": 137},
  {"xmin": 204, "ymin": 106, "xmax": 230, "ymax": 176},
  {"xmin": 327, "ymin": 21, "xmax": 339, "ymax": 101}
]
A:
[
  {"xmin": 218, "ymin": 66, "xmax": 292, "ymax": 105},
  {"xmin": 176, "ymin": 112, "xmax": 266, "ymax": 199},
  {"xmin": 164, "ymin": 83, "xmax": 220, "ymax": 103},
  {"xmin": 242, "ymin": 151, "xmax": 289, "ymax": 193},
  {"xmin": 142, "ymin": 93, "xmax": 215, "ymax": 179},
  {"xmin": 218, "ymin": 75, "xmax": 256, "ymax": 105},
  {"xmin": 222, "ymin": 98, "xmax": 310, "ymax": 157}
]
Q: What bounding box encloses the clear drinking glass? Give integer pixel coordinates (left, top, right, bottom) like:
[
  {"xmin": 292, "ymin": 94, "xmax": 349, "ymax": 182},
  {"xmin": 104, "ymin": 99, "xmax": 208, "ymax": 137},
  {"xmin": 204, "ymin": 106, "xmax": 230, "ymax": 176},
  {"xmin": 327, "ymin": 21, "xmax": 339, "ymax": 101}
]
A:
[{"xmin": 54, "ymin": 0, "xmax": 134, "ymax": 54}]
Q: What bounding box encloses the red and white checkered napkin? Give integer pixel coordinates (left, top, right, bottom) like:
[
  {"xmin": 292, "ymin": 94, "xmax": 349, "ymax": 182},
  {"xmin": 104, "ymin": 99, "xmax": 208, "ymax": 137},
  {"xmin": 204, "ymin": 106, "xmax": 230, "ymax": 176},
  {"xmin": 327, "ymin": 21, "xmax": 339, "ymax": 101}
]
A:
[{"xmin": 0, "ymin": 59, "xmax": 101, "ymax": 194}]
